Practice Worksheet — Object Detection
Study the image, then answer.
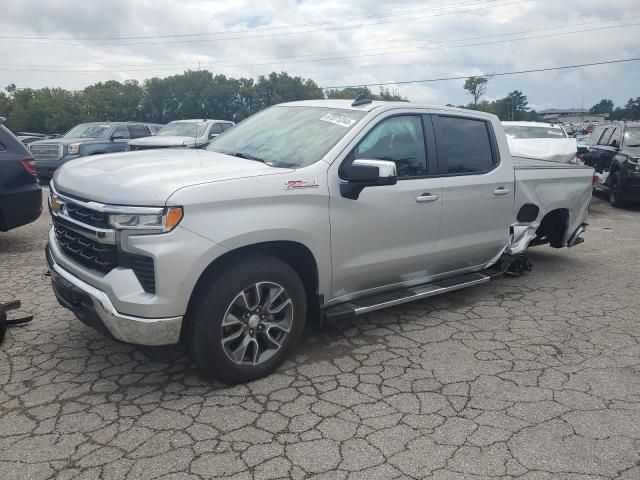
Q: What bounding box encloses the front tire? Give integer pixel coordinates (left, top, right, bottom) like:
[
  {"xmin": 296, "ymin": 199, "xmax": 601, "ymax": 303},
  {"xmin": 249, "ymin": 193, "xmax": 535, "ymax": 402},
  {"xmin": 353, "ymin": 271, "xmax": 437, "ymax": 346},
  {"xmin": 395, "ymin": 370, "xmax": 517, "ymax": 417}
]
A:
[
  {"xmin": 187, "ymin": 255, "xmax": 307, "ymax": 383},
  {"xmin": 609, "ymin": 172, "xmax": 626, "ymax": 207}
]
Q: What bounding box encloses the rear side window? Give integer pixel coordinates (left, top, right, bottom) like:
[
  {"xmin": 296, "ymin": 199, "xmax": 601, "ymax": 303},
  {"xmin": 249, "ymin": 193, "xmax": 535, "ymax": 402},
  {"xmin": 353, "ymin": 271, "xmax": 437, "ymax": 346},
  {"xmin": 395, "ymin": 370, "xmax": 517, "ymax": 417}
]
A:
[
  {"xmin": 210, "ymin": 123, "xmax": 224, "ymax": 135},
  {"xmin": 433, "ymin": 116, "xmax": 495, "ymax": 174},
  {"xmin": 128, "ymin": 124, "xmax": 149, "ymax": 139}
]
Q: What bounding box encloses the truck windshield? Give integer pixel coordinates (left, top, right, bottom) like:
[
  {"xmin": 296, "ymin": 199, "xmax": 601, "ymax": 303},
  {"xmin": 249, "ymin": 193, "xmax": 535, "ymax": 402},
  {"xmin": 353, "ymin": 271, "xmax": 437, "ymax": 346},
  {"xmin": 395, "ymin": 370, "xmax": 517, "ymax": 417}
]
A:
[
  {"xmin": 623, "ymin": 127, "xmax": 640, "ymax": 147},
  {"xmin": 64, "ymin": 123, "xmax": 111, "ymax": 139},
  {"xmin": 207, "ymin": 106, "xmax": 366, "ymax": 168},
  {"xmin": 157, "ymin": 121, "xmax": 210, "ymax": 137},
  {"xmin": 503, "ymin": 126, "xmax": 567, "ymax": 139}
]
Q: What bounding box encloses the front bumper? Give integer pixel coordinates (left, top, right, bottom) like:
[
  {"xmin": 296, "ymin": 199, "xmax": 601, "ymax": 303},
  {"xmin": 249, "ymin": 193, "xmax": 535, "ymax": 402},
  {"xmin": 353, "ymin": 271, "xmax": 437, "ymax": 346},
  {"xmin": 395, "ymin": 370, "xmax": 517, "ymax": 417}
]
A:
[{"xmin": 47, "ymin": 244, "xmax": 182, "ymax": 345}]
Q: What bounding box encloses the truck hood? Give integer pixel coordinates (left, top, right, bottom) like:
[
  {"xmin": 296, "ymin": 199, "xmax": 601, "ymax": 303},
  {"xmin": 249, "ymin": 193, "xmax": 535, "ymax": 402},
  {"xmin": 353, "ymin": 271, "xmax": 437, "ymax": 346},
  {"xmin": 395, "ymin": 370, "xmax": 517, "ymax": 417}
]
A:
[
  {"xmin": 128, "ymin": 135, "xmax": 204, "ymax": 148},
  {"xmin": 507, "ymin": 138, "xmax": 578, "ymax": 164},
  {"xmin": 53, "ymin": 149, "xmax": 292, "ymax": 206},
  {"xmin": 31, "ymin": 137, "xmax": 105, "ymax": 147}
]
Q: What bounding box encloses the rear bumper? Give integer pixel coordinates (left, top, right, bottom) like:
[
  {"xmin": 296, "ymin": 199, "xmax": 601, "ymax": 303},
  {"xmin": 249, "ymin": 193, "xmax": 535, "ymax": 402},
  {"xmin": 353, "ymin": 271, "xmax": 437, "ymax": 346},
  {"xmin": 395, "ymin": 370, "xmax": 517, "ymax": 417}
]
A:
[
  {"xmin": 46, "ymin": 244, "xmax": 183, "ymax": 345},
  {"xmin": 0, "ymin": 186, "xmax": 42, "ymax": 231}
]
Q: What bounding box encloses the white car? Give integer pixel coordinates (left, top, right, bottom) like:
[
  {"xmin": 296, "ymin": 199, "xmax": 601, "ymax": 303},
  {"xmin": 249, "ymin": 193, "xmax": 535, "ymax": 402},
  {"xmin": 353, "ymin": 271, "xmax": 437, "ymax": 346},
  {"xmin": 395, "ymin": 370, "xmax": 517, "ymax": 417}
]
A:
[{"xmin": 503, "ymin": 121, "xmax": 578, "ymax": 164}]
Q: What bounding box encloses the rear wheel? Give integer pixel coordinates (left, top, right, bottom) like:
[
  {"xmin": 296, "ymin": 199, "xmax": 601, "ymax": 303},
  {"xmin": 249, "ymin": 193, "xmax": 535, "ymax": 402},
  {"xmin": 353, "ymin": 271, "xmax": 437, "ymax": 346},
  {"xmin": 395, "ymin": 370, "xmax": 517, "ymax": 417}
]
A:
[
  {"xmin": 609, "ymin": 172, "xmax": 626, "ymax": 207},
  {"xmin": 187, "ymin": 255, "xmax": 307, "ymax": 383}
]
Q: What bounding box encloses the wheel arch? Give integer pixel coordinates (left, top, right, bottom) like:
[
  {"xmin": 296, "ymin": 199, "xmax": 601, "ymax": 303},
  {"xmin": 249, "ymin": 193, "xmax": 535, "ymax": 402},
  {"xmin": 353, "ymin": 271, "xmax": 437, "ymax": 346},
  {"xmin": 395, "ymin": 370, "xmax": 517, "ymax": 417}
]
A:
[
  {"xmin": 183, "ymin": 240, "xmax": 321, "ymax": 335},
  {"xmin": 536, "ymin": 208, "xmax": 570, "ymax": 248}
]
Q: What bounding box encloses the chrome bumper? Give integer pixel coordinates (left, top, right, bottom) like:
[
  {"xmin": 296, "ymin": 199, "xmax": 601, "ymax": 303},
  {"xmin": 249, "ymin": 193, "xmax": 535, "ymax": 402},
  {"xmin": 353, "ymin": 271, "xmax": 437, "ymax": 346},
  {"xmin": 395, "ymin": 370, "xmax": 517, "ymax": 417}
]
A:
[{"xmin": 47, "ymin": 245, "xmax": 182, "ymax": 346}]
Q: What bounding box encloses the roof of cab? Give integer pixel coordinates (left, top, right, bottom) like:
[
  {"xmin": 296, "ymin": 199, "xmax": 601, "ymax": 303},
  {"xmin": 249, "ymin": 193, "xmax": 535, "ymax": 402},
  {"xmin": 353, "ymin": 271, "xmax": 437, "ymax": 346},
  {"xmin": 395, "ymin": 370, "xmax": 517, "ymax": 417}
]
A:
[{"xmin": 278, "ymin": 99, "xmax": 498, "ymax": 119}]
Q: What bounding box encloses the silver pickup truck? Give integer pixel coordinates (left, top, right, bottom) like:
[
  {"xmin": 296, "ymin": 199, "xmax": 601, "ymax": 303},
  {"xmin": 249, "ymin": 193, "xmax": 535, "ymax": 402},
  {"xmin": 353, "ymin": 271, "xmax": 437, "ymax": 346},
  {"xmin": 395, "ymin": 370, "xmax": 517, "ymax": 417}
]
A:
[{"xmin": 46, "ymin": 99, "xmax": 594, "ymax": 383}]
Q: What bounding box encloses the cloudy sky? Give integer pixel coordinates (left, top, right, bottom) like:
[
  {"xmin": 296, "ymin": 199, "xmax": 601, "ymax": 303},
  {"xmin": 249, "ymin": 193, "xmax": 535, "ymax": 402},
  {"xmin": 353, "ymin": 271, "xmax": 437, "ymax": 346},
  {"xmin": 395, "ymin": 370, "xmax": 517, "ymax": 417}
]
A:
[{"xmin": 1, "ymin": 0, "xmax": 639, "ymax": 111}]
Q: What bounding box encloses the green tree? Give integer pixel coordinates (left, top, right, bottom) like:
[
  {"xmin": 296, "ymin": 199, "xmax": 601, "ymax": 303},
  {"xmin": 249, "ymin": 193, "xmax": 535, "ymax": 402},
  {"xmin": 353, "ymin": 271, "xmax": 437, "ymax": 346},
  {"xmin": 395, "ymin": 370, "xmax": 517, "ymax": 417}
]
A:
[
  {"xmin": 463, "ymin": 76, "xmax": 489, "ymax": 107},
  {"xmin": 590, "ymin": 99, "xmax": 614, "ymax": 115}
]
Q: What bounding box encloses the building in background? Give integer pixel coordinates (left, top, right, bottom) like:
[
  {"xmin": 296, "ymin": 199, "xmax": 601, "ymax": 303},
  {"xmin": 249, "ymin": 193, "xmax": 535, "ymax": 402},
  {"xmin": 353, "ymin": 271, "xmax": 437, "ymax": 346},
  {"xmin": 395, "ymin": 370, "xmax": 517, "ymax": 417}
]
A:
[{"xmin": 539, "ymin": 108, "xmax": 609, "ymax": 124}]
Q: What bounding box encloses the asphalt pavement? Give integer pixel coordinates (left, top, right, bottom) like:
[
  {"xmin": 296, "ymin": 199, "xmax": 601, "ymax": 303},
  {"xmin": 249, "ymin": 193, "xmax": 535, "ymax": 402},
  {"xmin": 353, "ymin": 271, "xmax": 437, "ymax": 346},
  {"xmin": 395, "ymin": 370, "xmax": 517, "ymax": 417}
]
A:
[{"xmin": 1, "ymin": 192, "xmax": 639, "ymax": 479}]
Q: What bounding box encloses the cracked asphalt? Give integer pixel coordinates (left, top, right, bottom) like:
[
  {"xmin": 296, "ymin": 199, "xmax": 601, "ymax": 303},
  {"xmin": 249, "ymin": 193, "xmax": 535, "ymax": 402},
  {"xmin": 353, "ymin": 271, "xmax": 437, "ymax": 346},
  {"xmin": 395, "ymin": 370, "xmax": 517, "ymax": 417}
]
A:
[{"xmin": 1, "ymin": 192, "xmax": 639, "ymax": 479}]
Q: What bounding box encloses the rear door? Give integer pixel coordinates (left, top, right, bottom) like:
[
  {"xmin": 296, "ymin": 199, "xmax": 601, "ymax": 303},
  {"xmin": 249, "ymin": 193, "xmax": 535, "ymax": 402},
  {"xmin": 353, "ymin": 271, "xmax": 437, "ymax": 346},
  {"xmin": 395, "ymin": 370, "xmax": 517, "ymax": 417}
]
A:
[{"xmin": 432, "ymin": 114, "xmax": 514, "ymax": 272}]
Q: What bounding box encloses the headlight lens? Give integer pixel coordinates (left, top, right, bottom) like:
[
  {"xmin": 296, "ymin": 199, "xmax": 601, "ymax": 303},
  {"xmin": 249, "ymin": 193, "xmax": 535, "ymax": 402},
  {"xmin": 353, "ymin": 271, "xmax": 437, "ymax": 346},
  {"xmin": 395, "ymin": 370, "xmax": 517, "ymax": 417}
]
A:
[
  {"xmin": 109, "ymin": 207, "xmax": 183, "ymax": 232},
  {"xmin": 67, "ymin": 143, "xmax": 81, "ymax": 155},
  {"xmin": 627, "ymin": 157, "xmax": 640, "ymax": 172}
]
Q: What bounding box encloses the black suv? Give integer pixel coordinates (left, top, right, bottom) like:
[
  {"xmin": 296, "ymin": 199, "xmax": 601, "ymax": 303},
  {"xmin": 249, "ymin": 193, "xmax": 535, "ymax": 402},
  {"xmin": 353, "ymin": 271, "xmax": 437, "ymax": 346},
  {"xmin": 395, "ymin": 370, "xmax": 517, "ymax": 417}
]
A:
[
  {"xmin": 29, "ymin": 121, "xmax": 163, "ymax": 185},
  {"xmin": 583, "ymin": 122, "xmax": 640, "ymax": 206},
  {"xmin": 0, "ymin": 117, "xmax": 42, "ymax": 232}
]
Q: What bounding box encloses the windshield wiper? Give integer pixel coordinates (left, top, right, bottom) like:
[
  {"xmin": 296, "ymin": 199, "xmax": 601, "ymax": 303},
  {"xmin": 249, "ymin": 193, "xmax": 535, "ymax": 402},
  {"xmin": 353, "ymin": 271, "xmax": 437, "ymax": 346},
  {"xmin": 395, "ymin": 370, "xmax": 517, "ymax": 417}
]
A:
[{"xmin": 228, "ymin": 152, "xmax": 271, "ymax": 165}]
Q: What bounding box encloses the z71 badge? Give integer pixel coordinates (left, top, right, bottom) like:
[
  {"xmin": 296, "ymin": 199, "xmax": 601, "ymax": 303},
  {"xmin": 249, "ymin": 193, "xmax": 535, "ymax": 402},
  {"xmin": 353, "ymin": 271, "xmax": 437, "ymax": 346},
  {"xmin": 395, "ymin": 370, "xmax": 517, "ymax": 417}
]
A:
[{"xmin": 286, "ymin": 180, "xmax": 319, "ymax": 190}]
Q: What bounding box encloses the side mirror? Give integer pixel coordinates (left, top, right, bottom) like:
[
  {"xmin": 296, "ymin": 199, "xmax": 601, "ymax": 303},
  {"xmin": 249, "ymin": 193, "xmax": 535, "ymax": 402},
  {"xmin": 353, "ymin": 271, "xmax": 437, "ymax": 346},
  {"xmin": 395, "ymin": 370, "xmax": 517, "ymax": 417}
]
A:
[
  {"xmin": 209, "ymin": 132, "xmax": 219, "ymax": 140},
  {"xmin": 610, "ymin": 139, "xmax": 619, "ymax": 149},
  {"xmin": 340, "ymin": 159, "xmax": 397, "ymax": 200}
]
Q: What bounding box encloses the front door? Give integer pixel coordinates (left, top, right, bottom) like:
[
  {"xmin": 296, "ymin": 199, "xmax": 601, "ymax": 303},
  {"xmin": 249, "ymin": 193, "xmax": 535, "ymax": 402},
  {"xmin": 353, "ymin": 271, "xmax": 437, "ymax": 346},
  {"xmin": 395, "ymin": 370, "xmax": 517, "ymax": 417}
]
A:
[
  {"xmin": 328, "ymin": 113, "xmax": 443, "ymax": 302},
  {"xmin": 431, "ymin": 114, "xmax": 515, "ymax": 271}
]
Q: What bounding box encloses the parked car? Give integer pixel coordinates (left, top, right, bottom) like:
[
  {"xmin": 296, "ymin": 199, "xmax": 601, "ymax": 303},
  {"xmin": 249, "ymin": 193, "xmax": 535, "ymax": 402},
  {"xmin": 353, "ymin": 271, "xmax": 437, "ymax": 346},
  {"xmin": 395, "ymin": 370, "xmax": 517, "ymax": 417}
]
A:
[
  {"xmin": 46, "ymin": 99, "xmax": 594, "ymax": 383},
  {"xmin": 0, "ymin": 118, "xmax": 42, "ymax": 232},
  {"xmin": 503, "ymin": 121, "xmax": 578, "ymax": 163},
  {"xmin": 128, "ymin": 119, "xmax": 234, "ymax": 151},
  {"xmin": 29, "ymin": 121, "xmax": 163, "ymax": 185},
  {"xmin": 583, "ymin": 121, "xmax": 640, "ymax": 206}
]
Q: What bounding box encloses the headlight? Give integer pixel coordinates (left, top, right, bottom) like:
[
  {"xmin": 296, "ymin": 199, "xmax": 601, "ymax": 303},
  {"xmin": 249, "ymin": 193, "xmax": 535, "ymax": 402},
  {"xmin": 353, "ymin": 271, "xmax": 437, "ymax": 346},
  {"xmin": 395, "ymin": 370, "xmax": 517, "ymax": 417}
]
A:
[
  {"xmin": 109, "ymin": 207, "xmax": 183, "ymax": 233},
  {"xmin": 67, "ymin": 143, "xmax": 81, "ymax": 155},
  {"xmin": 627, "ymin": 157, "xmax": 640, "ymax": 172}
]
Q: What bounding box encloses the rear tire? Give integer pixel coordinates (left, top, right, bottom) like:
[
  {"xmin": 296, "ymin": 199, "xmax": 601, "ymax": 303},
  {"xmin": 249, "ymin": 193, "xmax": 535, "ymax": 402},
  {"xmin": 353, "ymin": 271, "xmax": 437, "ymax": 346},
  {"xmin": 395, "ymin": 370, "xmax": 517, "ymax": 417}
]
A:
[
  {"xmin": 609, "ymin": 172, "xmax": 626, "ymax": 207},
  {"xmin": 187, "ymin": 255, "xmax": 307, "ymax": 383}
]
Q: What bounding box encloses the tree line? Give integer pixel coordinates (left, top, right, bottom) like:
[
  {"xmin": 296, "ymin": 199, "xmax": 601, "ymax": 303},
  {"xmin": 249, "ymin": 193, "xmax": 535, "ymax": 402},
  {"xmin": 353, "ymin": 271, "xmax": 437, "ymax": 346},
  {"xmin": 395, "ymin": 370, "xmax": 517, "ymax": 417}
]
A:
[
  {"xmin": 0, "ymin": 70, "xmax": 403, "ymax": 134},
  {"xmin": 461, "ymin": 76, "xmax": 538, "ymax": 121},
  {"xmin": 462, "ymin": 75, "xmax": 640, "ymax": 122},
  {"xmin": 589, "ymin": 98, "xmax": 640, "ymax": 121}
]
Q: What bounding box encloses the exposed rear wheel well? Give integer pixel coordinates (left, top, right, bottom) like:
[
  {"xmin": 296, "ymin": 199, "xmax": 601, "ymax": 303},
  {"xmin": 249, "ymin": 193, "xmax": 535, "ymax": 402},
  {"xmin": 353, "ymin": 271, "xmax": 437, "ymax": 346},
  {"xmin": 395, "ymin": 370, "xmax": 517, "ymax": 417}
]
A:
[
  {"xmin": 536, "ymin": 209, "xmax": 569, "ymax": 248},
  {"xmin": 185, "ymin": 241, "xmax": 321, "ymax": 334}
]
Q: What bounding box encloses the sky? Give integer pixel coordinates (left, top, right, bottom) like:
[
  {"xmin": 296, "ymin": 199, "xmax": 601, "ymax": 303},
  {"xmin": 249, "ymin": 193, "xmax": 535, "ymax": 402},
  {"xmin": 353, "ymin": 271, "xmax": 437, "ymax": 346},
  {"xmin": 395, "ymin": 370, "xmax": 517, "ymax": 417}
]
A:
[{"xmin": 0, "ymin": 0, "xmax": 639, "ymax": 111}]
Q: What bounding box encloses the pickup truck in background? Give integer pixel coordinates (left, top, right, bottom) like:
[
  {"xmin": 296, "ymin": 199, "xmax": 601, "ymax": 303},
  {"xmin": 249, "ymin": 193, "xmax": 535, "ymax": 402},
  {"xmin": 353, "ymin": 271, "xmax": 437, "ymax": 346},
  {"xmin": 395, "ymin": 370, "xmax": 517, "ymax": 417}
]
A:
[
  {"xmin": 29, "ymin": 121, "xmax": 163, "ymax": 185},
  {"xmin": 583, "ymin": 121, "xmax": 640, "ymax": 206},
  {"xmin": 46, "ymin": 99, "xmax": 594, "ymax": 383},
  {"xmin": 128, "ymin": 119, "xmax": 235, "ymax": 151}
]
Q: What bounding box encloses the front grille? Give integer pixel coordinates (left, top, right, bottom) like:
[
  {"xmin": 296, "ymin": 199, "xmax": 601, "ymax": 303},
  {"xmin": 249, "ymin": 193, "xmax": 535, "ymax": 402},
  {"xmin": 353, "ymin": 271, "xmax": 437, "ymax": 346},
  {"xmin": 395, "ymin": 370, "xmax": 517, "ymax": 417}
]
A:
[
  {"xmin": 54, "ymin": 222, "xmax": 117, "ymax": 273},
  {"xmin": 30, "ymin": 143, "xmax": 63, "ymax": 161},
  {"xmin": 53, "ymin": 217, "xmax": 157, "ymax": 294},
  {"xmin": 65, "ymin": 203, "xmax": 110, "ymax": 229}
]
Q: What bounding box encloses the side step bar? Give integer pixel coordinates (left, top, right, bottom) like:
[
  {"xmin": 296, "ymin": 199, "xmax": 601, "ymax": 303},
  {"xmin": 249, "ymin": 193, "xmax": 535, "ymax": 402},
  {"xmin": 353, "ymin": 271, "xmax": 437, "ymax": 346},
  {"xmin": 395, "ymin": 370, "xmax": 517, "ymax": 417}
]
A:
[{"xmin": 324, "ymin": 272, "xmax": 491, "ymax": 321}]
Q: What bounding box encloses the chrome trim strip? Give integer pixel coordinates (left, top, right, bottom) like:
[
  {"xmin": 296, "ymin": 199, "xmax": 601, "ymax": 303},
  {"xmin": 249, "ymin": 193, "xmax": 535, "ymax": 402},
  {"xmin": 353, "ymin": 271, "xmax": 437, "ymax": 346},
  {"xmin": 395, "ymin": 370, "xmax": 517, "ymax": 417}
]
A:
[
  {"xmin": 50, "ymin": 182, "xmax": 164, "ymax": 215},
  {"xmin": 48, "ymin": 249, "xmax": 182, "ymax": 346},
  {"xmin": 53, "ymin": 212, "xmax": 117, "ymax": 244},
  {"xmin": 352, "ymin": 275, "xmax": 490, "ymax": 316}
]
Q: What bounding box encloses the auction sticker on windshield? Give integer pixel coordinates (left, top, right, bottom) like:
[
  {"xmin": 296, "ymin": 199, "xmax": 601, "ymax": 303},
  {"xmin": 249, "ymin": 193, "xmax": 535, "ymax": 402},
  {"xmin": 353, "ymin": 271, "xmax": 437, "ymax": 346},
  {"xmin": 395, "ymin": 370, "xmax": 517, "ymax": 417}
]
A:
[{"xmin": 320, "ymin": 113, "xmax": 357, "ymax": 128}]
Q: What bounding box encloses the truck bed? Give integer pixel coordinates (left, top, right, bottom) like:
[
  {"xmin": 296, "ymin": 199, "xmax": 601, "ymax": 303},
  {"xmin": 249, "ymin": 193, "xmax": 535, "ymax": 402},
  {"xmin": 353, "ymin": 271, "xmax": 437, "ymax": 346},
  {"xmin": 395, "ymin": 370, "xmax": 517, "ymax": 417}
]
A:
[{"xmin": 513, "ymin": 156, "xmax": 592, "ymax": 170}]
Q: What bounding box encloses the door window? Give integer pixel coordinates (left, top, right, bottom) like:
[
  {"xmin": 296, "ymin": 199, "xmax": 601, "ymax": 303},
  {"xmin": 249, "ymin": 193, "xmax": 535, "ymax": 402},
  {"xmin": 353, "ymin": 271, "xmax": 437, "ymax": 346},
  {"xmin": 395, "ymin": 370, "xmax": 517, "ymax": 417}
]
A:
[
  {"xmin": 597, "ymin": 128, "xmax": 613, "ymax": 146},
  {"xmin": 128, "ymin": 124, "xmax": 149, "ymax": 139},
  {"xmin": 352, "ymin": 115, "xmax": 427, "ymax": 178},
  {"xmin": 222, "ymin": 123, "xmax": 234, "ymax": 131},
  {"xmin": 209, "ymin": 123, "xmax": 224, "ymax": 138},
  {"xmin": 433, "ymin": 116, "xmax": 495, "ymax": 174},
  {"xmin": 111, "ymin": 125, "xmax": 130, "ymax": 140},
  {"xmin": 607, "ymin": 128, "xmax": 620, "ymax": 147}
]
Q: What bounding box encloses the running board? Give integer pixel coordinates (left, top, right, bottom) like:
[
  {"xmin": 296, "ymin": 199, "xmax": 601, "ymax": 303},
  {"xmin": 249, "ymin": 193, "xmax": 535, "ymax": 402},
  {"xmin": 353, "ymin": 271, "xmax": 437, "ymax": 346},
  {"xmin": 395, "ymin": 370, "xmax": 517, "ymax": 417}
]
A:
[{"xmin": 324, "ymin": 272, "xmax": 491, "ymax": 321}]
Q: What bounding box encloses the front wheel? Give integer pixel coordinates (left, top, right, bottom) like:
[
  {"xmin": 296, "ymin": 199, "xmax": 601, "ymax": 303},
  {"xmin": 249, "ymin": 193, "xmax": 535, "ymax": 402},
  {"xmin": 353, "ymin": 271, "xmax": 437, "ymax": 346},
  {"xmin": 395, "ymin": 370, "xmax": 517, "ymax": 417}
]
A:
[
  {"xmin": 187, "ymin": 255, "xmax": 307, "ymax": 383},
  {"xmin": 609, "ymin": 172, "xmax": 626, "ymax": 207}
]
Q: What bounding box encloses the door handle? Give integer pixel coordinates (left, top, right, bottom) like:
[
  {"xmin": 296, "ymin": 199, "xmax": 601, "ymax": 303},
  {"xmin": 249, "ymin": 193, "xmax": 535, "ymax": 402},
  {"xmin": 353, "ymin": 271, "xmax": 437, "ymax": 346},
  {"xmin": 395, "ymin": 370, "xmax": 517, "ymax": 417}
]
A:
[
  {"xmin": 493, "ymin": 187, "xmax": 511, "ymax": 196},
  {"xmin": 416, "ymin": 194, "xmax": 440, "ymax": 203}
]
